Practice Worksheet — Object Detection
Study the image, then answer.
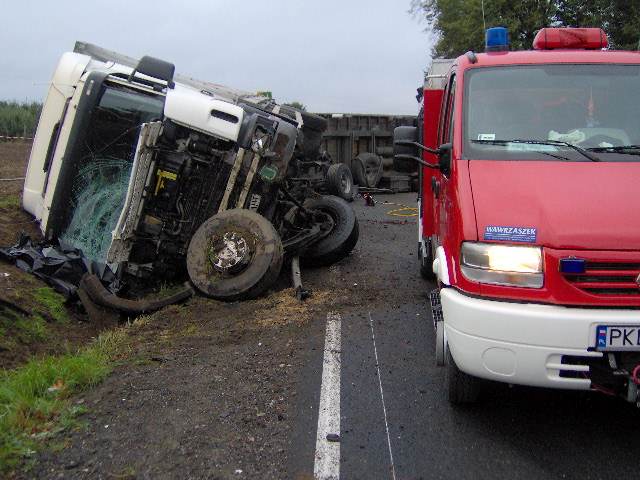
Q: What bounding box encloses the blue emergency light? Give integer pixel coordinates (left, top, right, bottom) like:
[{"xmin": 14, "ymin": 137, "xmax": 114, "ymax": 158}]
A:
[
  {"xmin": 559, "ymin": 258, "xmax": 586, "ymax": 274},
  {"xmin": 485, "ymin": 27, "xmax": 510, "ymax": 52}
]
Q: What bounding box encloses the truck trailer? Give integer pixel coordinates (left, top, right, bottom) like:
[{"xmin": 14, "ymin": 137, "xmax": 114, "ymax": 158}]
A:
[{"xmin": 395, "ymin": 27, "xmax": 640, "ymax": 404}]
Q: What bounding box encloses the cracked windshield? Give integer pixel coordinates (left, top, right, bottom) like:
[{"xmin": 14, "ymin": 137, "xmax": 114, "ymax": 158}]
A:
[{"xmin": 61, "ymin": 85, "xmax": 164, "ymax": 261}]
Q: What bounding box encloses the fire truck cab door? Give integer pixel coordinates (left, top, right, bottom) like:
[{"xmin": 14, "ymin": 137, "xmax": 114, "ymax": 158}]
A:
[{"xmin": 435, "ymin": 74, "xmax": 456, "ymax": 248}]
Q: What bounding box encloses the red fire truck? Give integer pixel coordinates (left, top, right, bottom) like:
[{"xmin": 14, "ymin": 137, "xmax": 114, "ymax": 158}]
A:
[{"xmin": 394, "ymin": 27, "xmax": 640, "ymax": 404}]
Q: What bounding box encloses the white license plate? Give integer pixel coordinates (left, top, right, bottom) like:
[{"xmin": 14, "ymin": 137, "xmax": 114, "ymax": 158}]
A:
[{"xmin": 596, "ymin": 325, "xmax": 640, "ymax": 351}]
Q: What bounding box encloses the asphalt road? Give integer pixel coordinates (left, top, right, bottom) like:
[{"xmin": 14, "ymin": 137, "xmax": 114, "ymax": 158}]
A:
[{"xmin": 291, "ymin": 192, "xmax": 640, "ymax": 480}]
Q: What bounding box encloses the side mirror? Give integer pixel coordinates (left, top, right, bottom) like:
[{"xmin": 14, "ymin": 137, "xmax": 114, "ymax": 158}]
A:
[
  {"xmin": 130, "ymin": 55, "xmax": 176, "ymax": 89},
  {"xmin": 393, "ymin": 126, "xmax": 419, "ymax": 158},
  {"xmin": 393, "ymin": 126, "xmax": 441, "ymax": 169},
  {"xmin": 438, "ymin": 143, "xmax": 452, "ymax": 176}
]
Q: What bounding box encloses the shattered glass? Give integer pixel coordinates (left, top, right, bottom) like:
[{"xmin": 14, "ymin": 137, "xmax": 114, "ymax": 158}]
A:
[
  {"xmin": 60, "ymin": 157, "xmax": 132, "ymax": 262},
  {"xmin": 56, "ymin": 83, "xmax": 164, "ymax": 262}
]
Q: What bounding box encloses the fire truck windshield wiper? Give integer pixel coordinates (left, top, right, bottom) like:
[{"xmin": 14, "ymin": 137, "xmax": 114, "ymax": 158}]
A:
[
  {"xmin": 472, "ymin": 139, "xmax": 601, "ymax": 162},
  {"xmin": 586, "ymin": 144, "xmax": 640, "ymax": 155}
]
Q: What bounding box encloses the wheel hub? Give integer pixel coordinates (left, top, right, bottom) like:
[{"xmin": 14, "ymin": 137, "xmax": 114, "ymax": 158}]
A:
[{"xmin": 208, "ymin": 231, "xmax": 250, "ymax": 273}]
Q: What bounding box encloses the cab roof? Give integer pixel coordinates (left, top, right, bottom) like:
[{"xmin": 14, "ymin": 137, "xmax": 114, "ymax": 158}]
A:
[{"xmin": 457, "ymin": 49, "xmax": 640, "ymax": 71}]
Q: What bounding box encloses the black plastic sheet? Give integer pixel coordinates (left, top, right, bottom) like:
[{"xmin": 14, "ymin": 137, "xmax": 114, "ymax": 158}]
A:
[{"xmin": 0, "ymin": 234, "xmax": 120, "ymax": 299}]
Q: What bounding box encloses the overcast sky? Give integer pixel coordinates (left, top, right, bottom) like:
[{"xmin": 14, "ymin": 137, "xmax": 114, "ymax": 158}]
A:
[{"xmin": 1, "ymin": 0, "xmax": 434, "ymax": 114}]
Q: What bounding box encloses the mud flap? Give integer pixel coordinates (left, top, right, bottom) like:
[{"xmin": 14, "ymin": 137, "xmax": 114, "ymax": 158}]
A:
[{"xmin": 79, "ymin": 274, "xmax": 194, "ymax": 316}]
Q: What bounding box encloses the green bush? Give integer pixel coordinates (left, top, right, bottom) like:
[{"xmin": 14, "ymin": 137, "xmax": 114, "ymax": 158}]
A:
[{"xmin": 0, "ymin": 101, "xmax": 42, "ymax": 138}]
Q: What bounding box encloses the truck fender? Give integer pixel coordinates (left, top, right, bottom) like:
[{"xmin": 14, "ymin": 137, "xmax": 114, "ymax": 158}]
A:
[{"xmin": 432, "ymin": 246, "xmax": 450, "ymax": 285}]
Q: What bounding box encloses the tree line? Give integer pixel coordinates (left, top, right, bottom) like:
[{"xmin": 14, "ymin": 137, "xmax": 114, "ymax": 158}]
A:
[
  {"xmin": 0, "ymin": 101, "xmax": 42, "ymax": 138},
  {"xmin": 411, "ymin": 0, "xmax": 640, "ymax": 58}
]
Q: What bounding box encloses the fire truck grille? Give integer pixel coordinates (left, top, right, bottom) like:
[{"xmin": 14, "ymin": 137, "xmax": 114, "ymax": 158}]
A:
[{"xmin": 563, "ymin": 261, "xmax": 640, "ymax": 296}]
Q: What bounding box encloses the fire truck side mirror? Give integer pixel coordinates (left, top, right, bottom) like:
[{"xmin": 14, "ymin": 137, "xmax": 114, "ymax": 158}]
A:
[
  {"xmin": 393, "ymin": 126, "xmax": 441, "ymax": 169},
  {"xmin": 393, "ymin": 126, "xmax": 419, "ymax": 158},
  {"xmin": 438, "ymin": 143, "xmax": 452, "ymax": 176}
]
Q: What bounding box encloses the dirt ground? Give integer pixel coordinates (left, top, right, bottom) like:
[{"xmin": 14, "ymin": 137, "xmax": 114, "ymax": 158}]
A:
[
  {"xmin": 16, "ymin": 205, "xmax": 422, "ymax": 478},
  {"xmin": 0, "ymin": 141, "xmax": 40, "ymax": 246},
  {"xmin": 0, "ymin": 141, "xmax": 104, "ymax": 370},
  {"xmin": 2, "ymin": 140, "xmax": 424, "ymax": 479}
]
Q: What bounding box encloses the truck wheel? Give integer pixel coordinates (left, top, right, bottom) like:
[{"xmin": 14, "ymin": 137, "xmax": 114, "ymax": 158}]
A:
[
  {"xmin": 278, "ymin": 106, "xmax": 328, "ymax": 160},
  {"xmin": 302, "ymin": 195, "xmax": 359, "ymax": 267},
  {"xmin": 352, "ymin": 153, "xmax": 383, "ymax": 188},
  {"xmin": 326, "ymin": 164, "xmax": 354, "ymax": 201},
  {"xmin": 445, "ymin": 344, "xmax": 480, "ymax": 405},
  {"xmin": 186, "ymin": 209, "xmax": 283, "ymax": 301},
  {"xmin": 419, "ymin": 241, "xmax": 435, "ymax": 280}
]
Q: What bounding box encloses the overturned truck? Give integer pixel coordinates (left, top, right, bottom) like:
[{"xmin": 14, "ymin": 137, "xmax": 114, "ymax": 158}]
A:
[{"xmin": 21, "ymin": 43, "xmax": 358, "ymax": 307}]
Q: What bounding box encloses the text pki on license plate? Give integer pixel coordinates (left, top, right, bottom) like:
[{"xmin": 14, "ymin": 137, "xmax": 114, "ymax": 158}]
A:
[{"xmin": 596, "ymin": 325, "xmax": 640, "ymax": 351}]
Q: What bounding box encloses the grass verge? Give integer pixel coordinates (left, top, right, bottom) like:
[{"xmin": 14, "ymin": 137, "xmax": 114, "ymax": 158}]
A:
[
  {"xmin": 0, "ymin": 317, "xmax": 148, "ymax": 473},
  {"xmin": 0, "ymin": 286, "xmax": 68, "ymax": 352},
  {"xmin": 0, "ymin": 195, "xmax": 20, "ymax": 210},
  {"xmin": 32, "ymin": 288, "xmax": 68, "ymax": 324}
]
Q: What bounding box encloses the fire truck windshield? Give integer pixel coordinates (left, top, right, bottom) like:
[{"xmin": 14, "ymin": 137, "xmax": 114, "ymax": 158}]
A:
[{"xmin": 464, "ymin": 64, "xmax": 640, "ymax": 161}]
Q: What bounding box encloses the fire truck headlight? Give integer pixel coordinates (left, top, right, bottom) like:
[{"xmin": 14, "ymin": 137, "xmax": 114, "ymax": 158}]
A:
[{"xmin": 461, "ymin": 242, "xmax": 543, "ymax": 288}]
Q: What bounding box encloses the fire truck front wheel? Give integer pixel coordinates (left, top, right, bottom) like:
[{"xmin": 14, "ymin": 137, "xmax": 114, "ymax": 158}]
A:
[
  {"xmin": 419, "ymin": 240, "xmax": 435, "ymax": 280},
  {"xmin": 445, "ymin": 343, "xmax": 480, "ymax": 405},
  {"xmin": 186, "ymin": 209, "xmax": 283, "ymax": 301}
]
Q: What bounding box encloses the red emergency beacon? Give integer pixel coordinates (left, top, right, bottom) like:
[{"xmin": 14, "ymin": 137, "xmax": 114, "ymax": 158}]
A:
[{"xmin": 533, "ymin": 27, "xmax": 608, "ymax": 50}]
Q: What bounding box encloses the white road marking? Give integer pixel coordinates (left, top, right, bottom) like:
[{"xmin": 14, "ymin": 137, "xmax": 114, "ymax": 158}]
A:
[
  {"xmin": 368, "ymin": 311, "xmax": 397, "ymax": 480},
  {"xmin": 314, "ymin": 312, "xmax": 341, "ymax": 480}
]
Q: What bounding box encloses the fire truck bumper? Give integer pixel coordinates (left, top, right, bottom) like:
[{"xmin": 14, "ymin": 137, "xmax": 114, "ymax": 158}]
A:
[{"xmin": 440, "ymin": 288, "xmax": 640, "ymax": 390}]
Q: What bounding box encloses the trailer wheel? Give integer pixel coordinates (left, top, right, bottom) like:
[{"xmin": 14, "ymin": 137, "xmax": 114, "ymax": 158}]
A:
[
  {"xmin": 445, "ymin": 344, "xmax": 480, "ymax": 405},
  {"xmin": 187, "ymin": 209, "xmax": 283, "ymax": 301},
  {"xmin": 302, "ymin": 195, "xmax": 359, "ymax": 266},
  {"xmin": 352, "ymin": 153, "xmax": 383, "ymax": 188},
  {"xmin": 326, "ymin": 163, "xmax": 354, "ymax": 201}
]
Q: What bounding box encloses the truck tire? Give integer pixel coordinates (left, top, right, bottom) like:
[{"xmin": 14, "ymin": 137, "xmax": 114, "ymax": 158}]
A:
[
  {"xmin": 445, "ymin": 344, "xmax": 480, "ymax": 405},
  {"xmin": 352, "ymin": 153, "xmax": 383, "ymax": 188},
  {"xmin": 302, "ymin": 195, "xmax": 359, "ymax": 267},
  {"xmin": 186, "ymin": 209, "xmax": 283, "ymax": 301},
  {"xmin": 278, "ymin": 106, "xmax": 328, "ymax": 159},
  {"xmin": 326, "ymin": 163, "xmax": 354, "ymax": 201},
  {"xmin": 278, "ymin": 105, "xmax": 328, "ymax": 132}
]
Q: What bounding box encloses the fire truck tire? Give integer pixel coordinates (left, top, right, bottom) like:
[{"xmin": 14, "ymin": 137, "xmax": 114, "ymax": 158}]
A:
[
  {"xmin": 352, "ymin": 153, "xmax": 383, "ymax": 188},
  {"xmin": 186, "ymin": 209, "xmax": 283, "ymax": 301},
  {"xmin": 445, "ymin": 344, "xmax": 480, "ymax": 405},
  {"xmin": 302, "ymin": 195, "xmax": 359, "ymax": 267},
  {"xmin": 326, "ymin": 163, "xmax": 354, "ymax": 201},
  {"xmin": 419, "ymin": 241, "xmax": 435, "ymax": 280}
]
